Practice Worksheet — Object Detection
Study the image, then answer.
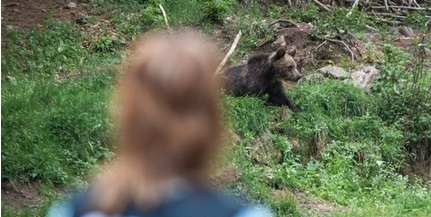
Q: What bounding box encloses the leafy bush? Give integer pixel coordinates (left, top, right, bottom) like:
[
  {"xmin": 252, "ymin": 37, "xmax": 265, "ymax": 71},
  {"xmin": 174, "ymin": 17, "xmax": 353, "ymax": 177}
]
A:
[{"xmin": 373, "ymin": 44, "xmax": 431, "ymax": 161}]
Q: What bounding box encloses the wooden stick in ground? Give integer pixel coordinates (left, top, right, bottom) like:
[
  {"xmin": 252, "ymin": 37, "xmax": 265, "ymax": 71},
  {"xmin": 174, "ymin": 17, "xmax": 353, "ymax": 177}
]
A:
[
  {"xmin": 347, "ymin": 0, "xmax": 360, "ymax": 17},
  {"xmin": 158, "ymin": 4, "xmax": 170, "ymax": 30},
  {"xmin": 215, "ymin": 30, "xmax": 242, "ymax": 75},
  {"xmin": 312, "ymin": 0, "xmax": 331, "ymax": 12}
]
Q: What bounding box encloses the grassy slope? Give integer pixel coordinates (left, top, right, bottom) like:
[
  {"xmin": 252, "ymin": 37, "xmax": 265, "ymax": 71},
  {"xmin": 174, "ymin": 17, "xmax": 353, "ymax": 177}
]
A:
[{"xmin": 2, "ymin": 1, "xmax": 431, "ymax": 216}]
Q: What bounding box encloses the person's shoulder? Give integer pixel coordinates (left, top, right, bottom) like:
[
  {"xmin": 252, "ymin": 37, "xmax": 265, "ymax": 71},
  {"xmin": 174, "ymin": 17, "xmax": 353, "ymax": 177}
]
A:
[{"xmin": 233, "ymin": 206, "xmax": 274, "ymax": 217}]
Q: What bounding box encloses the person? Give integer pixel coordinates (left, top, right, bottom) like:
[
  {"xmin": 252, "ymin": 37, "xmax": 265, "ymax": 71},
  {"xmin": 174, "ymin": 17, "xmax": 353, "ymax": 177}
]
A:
[{"xmin": 47, "ymin": 31, "xmax": 273, "ymax": 217}]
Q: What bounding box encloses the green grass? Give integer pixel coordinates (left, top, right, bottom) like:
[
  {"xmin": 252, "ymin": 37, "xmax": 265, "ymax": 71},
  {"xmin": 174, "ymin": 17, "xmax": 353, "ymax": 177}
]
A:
[{"xmin": 2, "ymin": 1, "xmax": 431, "ymax": 216}]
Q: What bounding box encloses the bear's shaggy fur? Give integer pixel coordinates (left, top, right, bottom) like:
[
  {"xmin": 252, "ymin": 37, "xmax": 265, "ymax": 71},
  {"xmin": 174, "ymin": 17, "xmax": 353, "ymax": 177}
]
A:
[{"xmin": 221, "ymin": 47, "xmax": 302, "ymax": 111}]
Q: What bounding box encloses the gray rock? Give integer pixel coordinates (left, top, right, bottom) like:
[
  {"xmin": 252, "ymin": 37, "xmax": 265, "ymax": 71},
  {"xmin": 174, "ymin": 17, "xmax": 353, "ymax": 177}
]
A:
[
  {"xmin": 6, "ymin": 76, "xmax": 17, "ymax": 85},
  {"xmin": 224, "ymin": 16, "xmax": 235, "ymax": 25},
  {"xmin": 271, "ymin": 35, "xmax": 286, "ymax": 50},
  {"xmin": 425, "ymin": 48, "xmax": 431, "ymax": 58},
  {"xmin": 350, "ymin": 65, "xmax": 380, "ymax": 91},
  {"xmin": 298, "ymin": 73, "xmax": 326, "ymax": 85},
  {"xmin": 318, "ymin": 65, "xmax": 349, "ymax": 79},
  {"xmin": 399, "ymin": 26, "xmax": 414, "ymax": 37},
  {"xmin": 65, "ymin": 2, "xmax": 77, "ymax": 9}
]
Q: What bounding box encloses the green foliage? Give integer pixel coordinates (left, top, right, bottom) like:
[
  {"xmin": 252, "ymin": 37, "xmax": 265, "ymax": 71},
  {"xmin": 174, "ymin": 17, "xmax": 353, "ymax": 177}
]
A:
[
  {"xmin": 202, "ymin": 0, "xmax": 235, "ymax": 24},
  {"xmin": 225, "ymin": 78, "xmax": 429, "ymax": 216},
  {"xmin": 2, "ymin": 1, "xmax": 431, "ymax": 217},
  {"xmin": 1, "ymin": 20, "xmax": 87, "ymax": 77},
  {"xmin": 287, "ymin": 4, "xmax": 382, "ymax": 36},
  {"xmin": 405, "ymin": 11, "xmax": 429, "ymax": 30},
  {"xmin": 95, "ymin": 36, "xmax": 122, "ymax": 52},
  {"xmin": 1, "ymin": 74, "xmax": 114, "ymax": 184},
  {"xmin": 373, "ymin": 44, "xmax": 431, "ymax": 156}
]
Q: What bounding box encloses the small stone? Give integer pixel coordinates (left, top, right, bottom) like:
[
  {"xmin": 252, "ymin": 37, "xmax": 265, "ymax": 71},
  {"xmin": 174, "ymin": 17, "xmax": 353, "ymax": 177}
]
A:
[
  {"xmin": 299, "ymin": 73, "xmax": 326, "ymax": 84},
  {"xmin": 318, "ymin": 65, "xmax": 349, "ymax": 79},
  {"xmin": 6, "ymin": 25, "xmax": 16, "ymax": 30},
  {"xmin": 271, "ymin": 35, "xmax": 286, "ymax": 50},
  {"xmin": 424, "ymin": 48, "xmax": 431, "ymax": 58},
  {"xmin": 224, "ymin": 16, "xmax": 235, "ymax": 25},
  {"xmin": 399, "ymin": 26, "xmax": 414, "ymax": 37},
  {"xmin": 6, "ymin": 76, "xmax": 17, "ymax": 85},
  {"xmin": 65, "ymin": 2, "xmax": 77, "ymax": 9},
  {"xmin": 350, "ymin": 65, "xmax": 380, "ymax": 91}
]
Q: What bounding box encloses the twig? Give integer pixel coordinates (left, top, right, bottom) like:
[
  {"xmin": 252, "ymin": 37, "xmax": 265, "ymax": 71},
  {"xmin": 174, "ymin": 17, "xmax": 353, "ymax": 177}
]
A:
[
  {"xmin": 365, "ymin": 24, "xmax": 378, "ymax": 32},
  {"xmin": 371, "ymin": 6, "xmax": 431, "ymax": 11},
  {"xmin": 215, "ymin": 30, "xmax": 242, "ymax": 75},
  {"xmin": 326, "ymin": 38, "xmax": 355, "ymax": 63},
  {"xmin": 312, "ymin": 35, "xmax": 356, "ymax": 63},
  {"xmin": 384, "ymin": 0, "xmax": 389, "ymax": 10},
  {"xmin": 312, "ymin": 0, "xmax": 331, "ymax": 12},
  {"xmin": 314, "ymin": 40, "xmax": 328, "ymax": 51},
  {"xmin": 310, "ymin": 40, "xmax": 327, "ymax": 67},
  {"xmin": 373, "ymin": 12, "xmax": 406, "ymax": 19},
  {"xmin": 3, "ymin": 3, "xmax": 19, "ymax": 7},
  {"xmin": 268, "ymin": 19, "xmax": 299, "ymax": 28},
  {"xmin": 347, "ymin": 0, "xmax": 360, "ymax": 17},
  {"xmin": 158, "ymin": 4, "xmax": 170, "ymax": 30}
]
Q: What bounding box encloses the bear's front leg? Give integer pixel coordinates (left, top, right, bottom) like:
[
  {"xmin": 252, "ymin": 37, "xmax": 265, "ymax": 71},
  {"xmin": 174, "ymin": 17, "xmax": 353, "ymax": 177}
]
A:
[{"xmin": 267, "ymin": 81, "xmax": 299, "ymax": 112}]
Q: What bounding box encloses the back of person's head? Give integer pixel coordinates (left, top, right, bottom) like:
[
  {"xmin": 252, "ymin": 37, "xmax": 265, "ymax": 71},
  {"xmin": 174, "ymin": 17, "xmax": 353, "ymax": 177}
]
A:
[{"xmin": 90, "ymin": 31, "xmax": 222, "ymax": 213}]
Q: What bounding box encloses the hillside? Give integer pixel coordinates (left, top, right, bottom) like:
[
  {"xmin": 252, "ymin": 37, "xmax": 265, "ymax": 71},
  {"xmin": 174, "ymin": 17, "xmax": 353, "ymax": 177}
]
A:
[{"xmin": 1, "ymin": 0, "xmax": 431, "ymax": 216}]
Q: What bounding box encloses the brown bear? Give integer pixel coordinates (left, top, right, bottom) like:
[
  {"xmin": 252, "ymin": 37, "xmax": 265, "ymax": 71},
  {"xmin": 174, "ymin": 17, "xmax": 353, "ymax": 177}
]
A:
[{"xmin": 221, "ymin": 47, "xmax": 302, "ymax": 111}]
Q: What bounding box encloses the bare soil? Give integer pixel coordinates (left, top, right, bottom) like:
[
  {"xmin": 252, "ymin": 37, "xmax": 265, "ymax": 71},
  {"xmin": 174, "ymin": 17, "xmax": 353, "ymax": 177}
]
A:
[
  {"xmin": 1, "ymin": 180, "xmax": 43, "ymax": 209},
  {"xmin": 1, "ymin": 0, "xmax": 90, "ymax": 45}
]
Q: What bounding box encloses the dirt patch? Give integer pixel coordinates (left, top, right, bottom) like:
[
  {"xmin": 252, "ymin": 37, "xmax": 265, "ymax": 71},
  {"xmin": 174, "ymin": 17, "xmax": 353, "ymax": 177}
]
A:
[
  {"xmin": 1, "ymin": 0, "xmax": 91, "ymax": 45},
  {"xmin": 1, "ymin": 180, "xmax": 43, "ymax": 209},
  {"xmin": 1, "ymin": 0, "xmax": 87, "ymax": 29},
  {"xmin": 294, "ymin": 191, "xmax": 346, "ymax": 216}
]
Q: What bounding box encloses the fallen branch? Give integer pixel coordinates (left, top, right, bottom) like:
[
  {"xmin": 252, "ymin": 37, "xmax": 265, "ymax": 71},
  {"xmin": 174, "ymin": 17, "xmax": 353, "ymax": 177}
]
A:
[
  {"xmin": 373, "ymin": 12, "xmax": 407, "ymax": 19},
  {"xmin": 158, "ymin": 4, "xmax": 170, "ymax": 30},
  {"xmin": 371, "ymin": 5, "xmax": 431, "ymax": 11},
  {"xmin": 312, "ymin": 34, "xmax": 356, "ymax": 63},
  {"xmin": 312, "ymin": 0, "xmax": 331, "ymax": 12},
  {"xmin": 215, "ymin": 30, "xmax": 242, "ymax": 75},
  {"xmin": 384, "ymin": 0, "xmax": 389, "ymax": 10},
  {"xmin": 3, "ymin": 3, "xmax": 19, "ymax": 7},
  {"xmin": 326, "ymin": 38, "xmax": 356, "ymax": 63},
  {"xmin": 268, "ymin": 19, "xmax": 299, "ymax": 28}
]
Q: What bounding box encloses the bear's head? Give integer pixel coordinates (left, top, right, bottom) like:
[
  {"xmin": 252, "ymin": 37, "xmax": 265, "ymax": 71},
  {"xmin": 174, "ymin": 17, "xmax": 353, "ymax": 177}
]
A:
[{"xmin": 269, "ymin": 47, "xmax": 302, "ymax": 82}]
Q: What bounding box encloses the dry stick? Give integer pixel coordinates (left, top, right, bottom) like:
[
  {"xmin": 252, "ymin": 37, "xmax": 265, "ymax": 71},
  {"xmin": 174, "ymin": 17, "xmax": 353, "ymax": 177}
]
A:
[
  {"xmin": 313, "ymin": 35, "xmax": 355, "ymax": 63},
  {"xmin": 374, "ymin": 12, "xmax": 407, "ymax": 19},
  {"xmin": 327, "ymin": 38, "xmax": 355, "ymax": 63},
  {"xmin": 310, "ymin": 40, "xmax": 327, "ymax": 68},
  {"xmin": 384, "ymin": 0, "xmax": 389, "ymax": 10},
  {"xmin": 371, "ymin": 6, "xmax": 431, "ymax": 11},
  {"xmin": 215, "ymin": 30, "xmax": 242, "ymax": 75},
  {"xmin": 347, "ymin": 0, "xmax": 360, "ymax": 17},
  {"xmin": 158, "ymin": 4, "xmax": 170, "ymax": 30},
  {"xmin": 312, "ymin": 0, "xmax": 331, "ymax": 12},
  {"xmin": 268, "ymin": 19, "xmax": 299, "ymax": 28}
]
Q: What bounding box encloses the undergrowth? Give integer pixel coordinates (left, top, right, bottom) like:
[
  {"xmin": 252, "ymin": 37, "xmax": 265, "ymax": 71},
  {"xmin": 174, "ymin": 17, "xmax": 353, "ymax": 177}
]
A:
[{"xmin": 2, "ymin": 1, "xmax": 431, "ymax": 217}]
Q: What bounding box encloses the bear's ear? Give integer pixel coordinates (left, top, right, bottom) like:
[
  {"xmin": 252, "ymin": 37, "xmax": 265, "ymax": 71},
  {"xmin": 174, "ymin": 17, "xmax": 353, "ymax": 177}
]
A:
[
  {"xmin": 270, "ymin": 48, "xmax": 286, "ymax": 62},
  {"xmin": 287, "ymin": 47, "xmax": 296, "ymax": 57}
]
